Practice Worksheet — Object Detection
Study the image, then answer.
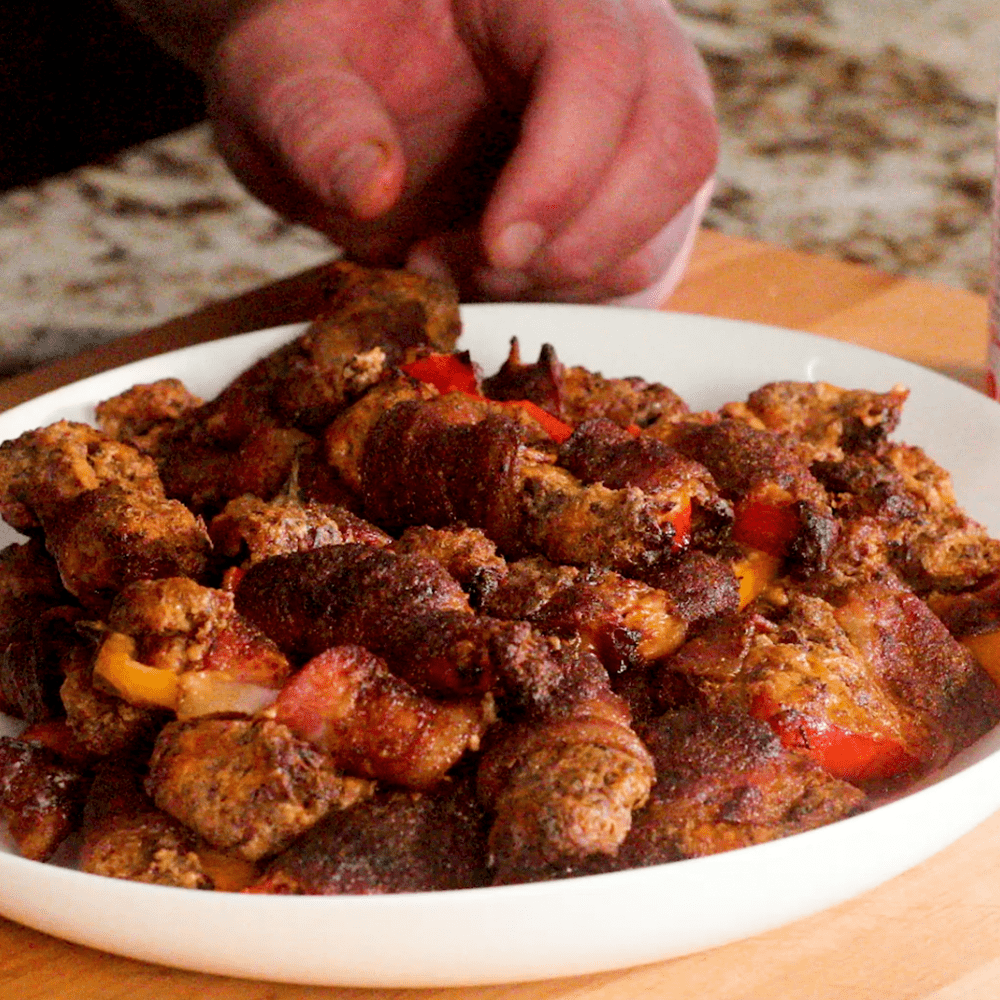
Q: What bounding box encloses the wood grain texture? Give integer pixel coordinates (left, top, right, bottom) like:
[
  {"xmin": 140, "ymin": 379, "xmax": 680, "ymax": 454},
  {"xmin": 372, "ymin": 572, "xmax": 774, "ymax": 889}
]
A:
[{"xmin": 0, "ymin": 230, "xmax": 996, "ymax": 999}]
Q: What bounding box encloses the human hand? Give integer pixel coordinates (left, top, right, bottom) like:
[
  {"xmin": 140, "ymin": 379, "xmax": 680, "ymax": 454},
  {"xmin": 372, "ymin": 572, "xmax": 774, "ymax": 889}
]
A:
[{"xmin": 119, "ymin": 0, "xmax": 718, "ymax": 303}]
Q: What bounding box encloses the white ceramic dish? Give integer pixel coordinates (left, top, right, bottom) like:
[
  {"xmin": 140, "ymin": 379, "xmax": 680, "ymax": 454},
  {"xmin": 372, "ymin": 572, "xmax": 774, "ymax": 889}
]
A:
[{"xmin": 1, "ymin": 304, "xmax": 1000, "ymax": 988}]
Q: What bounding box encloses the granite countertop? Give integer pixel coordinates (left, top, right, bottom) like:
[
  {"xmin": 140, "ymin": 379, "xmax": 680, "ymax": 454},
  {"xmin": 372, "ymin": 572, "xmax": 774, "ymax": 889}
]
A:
[{"xmin": 0, "ymin": 0, "xmax": 997, "ymax": 375}]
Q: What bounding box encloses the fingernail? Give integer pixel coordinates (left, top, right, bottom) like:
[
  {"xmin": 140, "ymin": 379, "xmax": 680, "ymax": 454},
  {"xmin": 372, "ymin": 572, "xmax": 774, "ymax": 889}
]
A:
[
  {"xmin": 492, "ymin": 221, "xmax": 546, "ymax": 271},
  {"xmin": 328, "ymin": 141, "xmax": 388, "ymax": 215}
]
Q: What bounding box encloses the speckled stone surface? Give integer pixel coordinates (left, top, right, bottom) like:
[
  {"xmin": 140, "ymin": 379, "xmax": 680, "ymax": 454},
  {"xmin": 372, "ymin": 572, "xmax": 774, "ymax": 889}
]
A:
[{"xmin": 0, "ymin": 0, "xmax": 997, "ymax": 373}]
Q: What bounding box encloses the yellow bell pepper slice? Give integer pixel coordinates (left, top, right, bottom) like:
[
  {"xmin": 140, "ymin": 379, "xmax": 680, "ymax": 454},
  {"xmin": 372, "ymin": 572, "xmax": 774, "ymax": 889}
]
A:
[
  {"xmin": 92, "ymin": 631, "xmax": 179, "ymax": 710},
  {"xmin": 733, "ymin": 547, "xmax": 782, "ymax": 609}
]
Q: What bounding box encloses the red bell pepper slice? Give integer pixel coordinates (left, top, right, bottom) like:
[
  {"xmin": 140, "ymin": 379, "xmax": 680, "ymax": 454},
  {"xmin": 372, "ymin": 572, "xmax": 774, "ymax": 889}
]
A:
[
  {"xmin": 666, "ymin": 497, "xmax": 692, "ymax": 550},
  {"xmin": 497, "ymin": 398, "xmax": 573, "ymax": 443},
  {"xmin": 401, "ymin": 353, "xmax": 479, "ymax": 395},
  {"xmin": 751, "ymin": 692, "xmax": 919, "ymax": 784},
  {"xmin": 402, "ymin": 354, "xmax": 574, "ymax": 443},
  {"xmin": 733, "ymin": 499, "xmax": 800, "ymax": 557}
]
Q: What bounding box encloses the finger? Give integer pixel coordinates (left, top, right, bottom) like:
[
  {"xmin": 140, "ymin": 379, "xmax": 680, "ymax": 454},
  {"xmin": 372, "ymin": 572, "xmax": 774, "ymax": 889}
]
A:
[
  {"xmin": 527, "ymin": 4, "xmax": 717, "ymax": 288},
  {"xmin": 211, "ymin": 113, "xmax": 412, "ymax": 265},
  {"xmin": 608, "ymin": 176, "xmax": 715, "ymax": 307},
  {"xmin": 479, "ymin": 0, "xmax": 717, "ymax": 288},
  {"xmin": 471, "ymin": 0, "xmax": 645, "ymax": 271},
  {"xmin": 209, "ymin": 3, "xmax": 407, "ymax": 221},
  {"xmin": 471, "ymin": 176, "xmax": 713, "ymax": 304}
]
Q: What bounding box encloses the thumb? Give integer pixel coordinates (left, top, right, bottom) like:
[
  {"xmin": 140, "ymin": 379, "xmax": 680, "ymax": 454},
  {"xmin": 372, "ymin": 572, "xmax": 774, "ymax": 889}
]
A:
[{"xmin": 209, "ymin": 5, "xmax": 406, "ymax": 220}]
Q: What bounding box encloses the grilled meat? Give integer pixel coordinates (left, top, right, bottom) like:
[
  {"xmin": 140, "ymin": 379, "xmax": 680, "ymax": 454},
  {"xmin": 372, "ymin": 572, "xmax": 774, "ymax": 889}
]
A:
[
  {"xmin": 146, "ymin": 717, "xmax": 373, "ymax": 862},
  {"xmin": 80, "ymin": 760, "xmax": 211, "ymax": 888},
  {"xmin": 250, "ymin": 775, "xmax": 490, "ymax": 894},
  {"xmin": 0, "ymin": 735, "xmax": 90, "ymax": 861}
]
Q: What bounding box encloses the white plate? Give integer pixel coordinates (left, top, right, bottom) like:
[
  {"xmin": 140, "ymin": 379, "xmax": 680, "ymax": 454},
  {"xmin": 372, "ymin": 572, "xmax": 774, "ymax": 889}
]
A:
[{"xmin": 2, "ymin": 304, "xmax": 1000, "ymax": 988}]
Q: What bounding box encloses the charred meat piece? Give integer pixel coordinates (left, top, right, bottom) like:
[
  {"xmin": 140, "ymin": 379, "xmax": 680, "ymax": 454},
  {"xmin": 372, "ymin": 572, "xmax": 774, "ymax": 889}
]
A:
[
  {"xmin": 639, "ymin": 550, "xmax": 741, "ymax": 624},
  {"xmin": 18, "ymin": 718, "xmax": 95, "ymax": 768},
  {"xmin": 371, "ymin": 611, "xmax": 609, "ymax": 715},
  {"xmin": 220, "ymin": 426, "xmax": 316, "ymax": 502},
  {"xmin": 234, "ymin": 544, "xmax": 604, "ymax": 714},
  {"xmin": 0, "ymin": 538, "xmax": 71, "ymax": 622},
  {"xmin": 518, "ymin": 459, "xmax": 697, "ymax": 571},
  {"xmin": 362, "ymin": 397, "xmax": 698, "ymax": 571},
  {"xmin": 486, "ymin": 561, "xmax": 691, "ymax": 674},
  {"xmin": 234, "ymin": 545, "xmax": 470, "ymax": 663},
  {"xmin": 80, "ymin": 761, "xmax": 211, "ymax": 888},
  {"xmin": 153, "ymin": 262, "xmax": 459, "ymax": 508},
  {"xmin": 478, "ymin": 556, "xmax": 581, "ymax": 622},
  {"xmin": 814, "ymin": 444, "xmax": 1000, "ymax": 596},
  {"xmin": 0, "ymin": 605, "xmax": 85, "ymax": 723},
  {"xmin": 391, "ymin": 524, "xmax": 507, "ymax": 606},
  {"xmin": 146, "ymin": 717, "xmax": 373, "ymax": 862},
  {"xmin": 601, "ymin": 708, "xmax": 866, "ymax": 867},
  {"xmin": 273, "ymin": 644, "xmax": 490, "ymax": 790},
  {"xmin": 250, "ymin": 776, "xmax": 491, "ymax": 894},
  {"xmin": 832, "ymin": 580, "xmax": 1000, "ymax": 764},
  {"xmin": 157, "ymin": 425, "xmax": 322, "ymax": 515},
  {"xmin": 309, "ymin": 259, "xmax": 461, "ymax": 368},
  {"xmin": 209, "ymin": 494, "xmax": 390, "ymax": 567},
  {"xmin": 42, "ymin": 484, "xmax": 211, "ymax": 611},
  {"xmin": 558, "ymin": 418, "xmax": 721, "ymax": 504},
  {"xmin": 323, "ymin": 372, "xmax": 438, "ymax": 494},
  {"xmin": 716, "ymin": 586, "xmax": 1000, "ymax": 789},
  {"xmin": 0, "ymin": 736, "xmax": 90, "ymax": 861},
  {"xmin": 361, "ymin": 402, "xmax": 525, "ymax": 542},
  {"xmin": 0, "ymin": 420, "xmax": 164, "ymax": 534},
  {"xmin": 655, "ymin": 611, "xmax": 765, "ymax": 694},
  {"xmin": 880, "ymin": 443, "xmax": 1000, "ymax": 593},
  {"xmin": 557, "ymin": 417, "xmax": 731, "ymax": 548},
  {"xmin": 663, "ymin": 418, "xmax": 838, "ymax": 574},
  {"xmin": 813, "ymin": 453, "xmax": 921, "ymax": 524},
  {"xmin": 60, "ymin": 650, "xmax": 166, "ymax": 760},
  {"xmin": 95, "ymin": 378, "xmax": 204, "ymax": 456},
  {"xmin": 477, "ymin": 692, "xmax": 654, "ymax": 884},
  {"xmin": 168, "ymin": 261, "xmax": 459, "ymax": 446},
  {"xmin": 482, "ymin": 339, "xmax": 689, "ymax": 429},
  {"xmin": 928, "ymin": 576, "xmax": 1000, "ymax": 641},
  {"xmin": 722, "ymin": 381, "xmax": 908, "ymax": 462}
]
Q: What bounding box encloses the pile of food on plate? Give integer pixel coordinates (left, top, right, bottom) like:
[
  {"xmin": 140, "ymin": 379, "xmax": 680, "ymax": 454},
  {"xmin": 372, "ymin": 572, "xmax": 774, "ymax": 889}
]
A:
[{"xmin": 1, "ymin": 261, "xmax": 1000, "ymax": 893}]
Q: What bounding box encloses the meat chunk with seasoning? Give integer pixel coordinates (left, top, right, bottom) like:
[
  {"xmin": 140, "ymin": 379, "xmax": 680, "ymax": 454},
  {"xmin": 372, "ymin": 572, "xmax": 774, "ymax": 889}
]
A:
[
  {"xmin": 600, "ymin": 708, "xmax": 866, "ymax": 867},
  {"xmin": 272, "ymin": 644, "xmax": 491, "ymax": 790},
  {"xmin": 0, "ymin": 604, "xmax": 86, "ymax": 723},
  {"xmin": 361, "ymin": 399, "xmax": 700, "ymax": 572},
  {"xmin": 146, "ymin": 717, "xmax": 373, "ymax": 861},
  {"xmin": 249, "ymin": 776, "xmax": 491, "ymax": 894},
  {"xmin": 662, "ymin": 418, "xmax": 838, "ymax": 573},
  {"xmin": 0, "ymin": 420, "xmax": 164, "ymax": 534},
  {"xmin": 209, "ymin": 494, "xmax": 390, "ymax": 567},
  {"xmin": 79, "ymin": 761, "xmax": 211, "ymax": 888},
  {"xmin": 722, "ymin": 381, "xmax": 909, "ymax": 462},
  {"xmin": 0, "ymin": 736, "xmax": 91, "ymax": 861},
  {"xmin": 95, "ymin": 378, "xmax": 204, "ymax": 456},
  {"xmin": 482, "ymin": 339, "xmax": 689, "ymax": 430},
  {"xmin": 153, "ymin": 262, "xmax": 460, "ymax": 512},
  {"xmin": 42, "ymin": 484, "xmax": 211, "ymax": 610},
  {"xmin": 234, "ymin": 544, "xmax": 607, "ymax": 716},
  {"xmin": 477, "ymin": 688, "xmax": 655, "ymax": 884},
  {"xmin": 390, "ymin": 524, "xmax": 507, "ymax": 606}
]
